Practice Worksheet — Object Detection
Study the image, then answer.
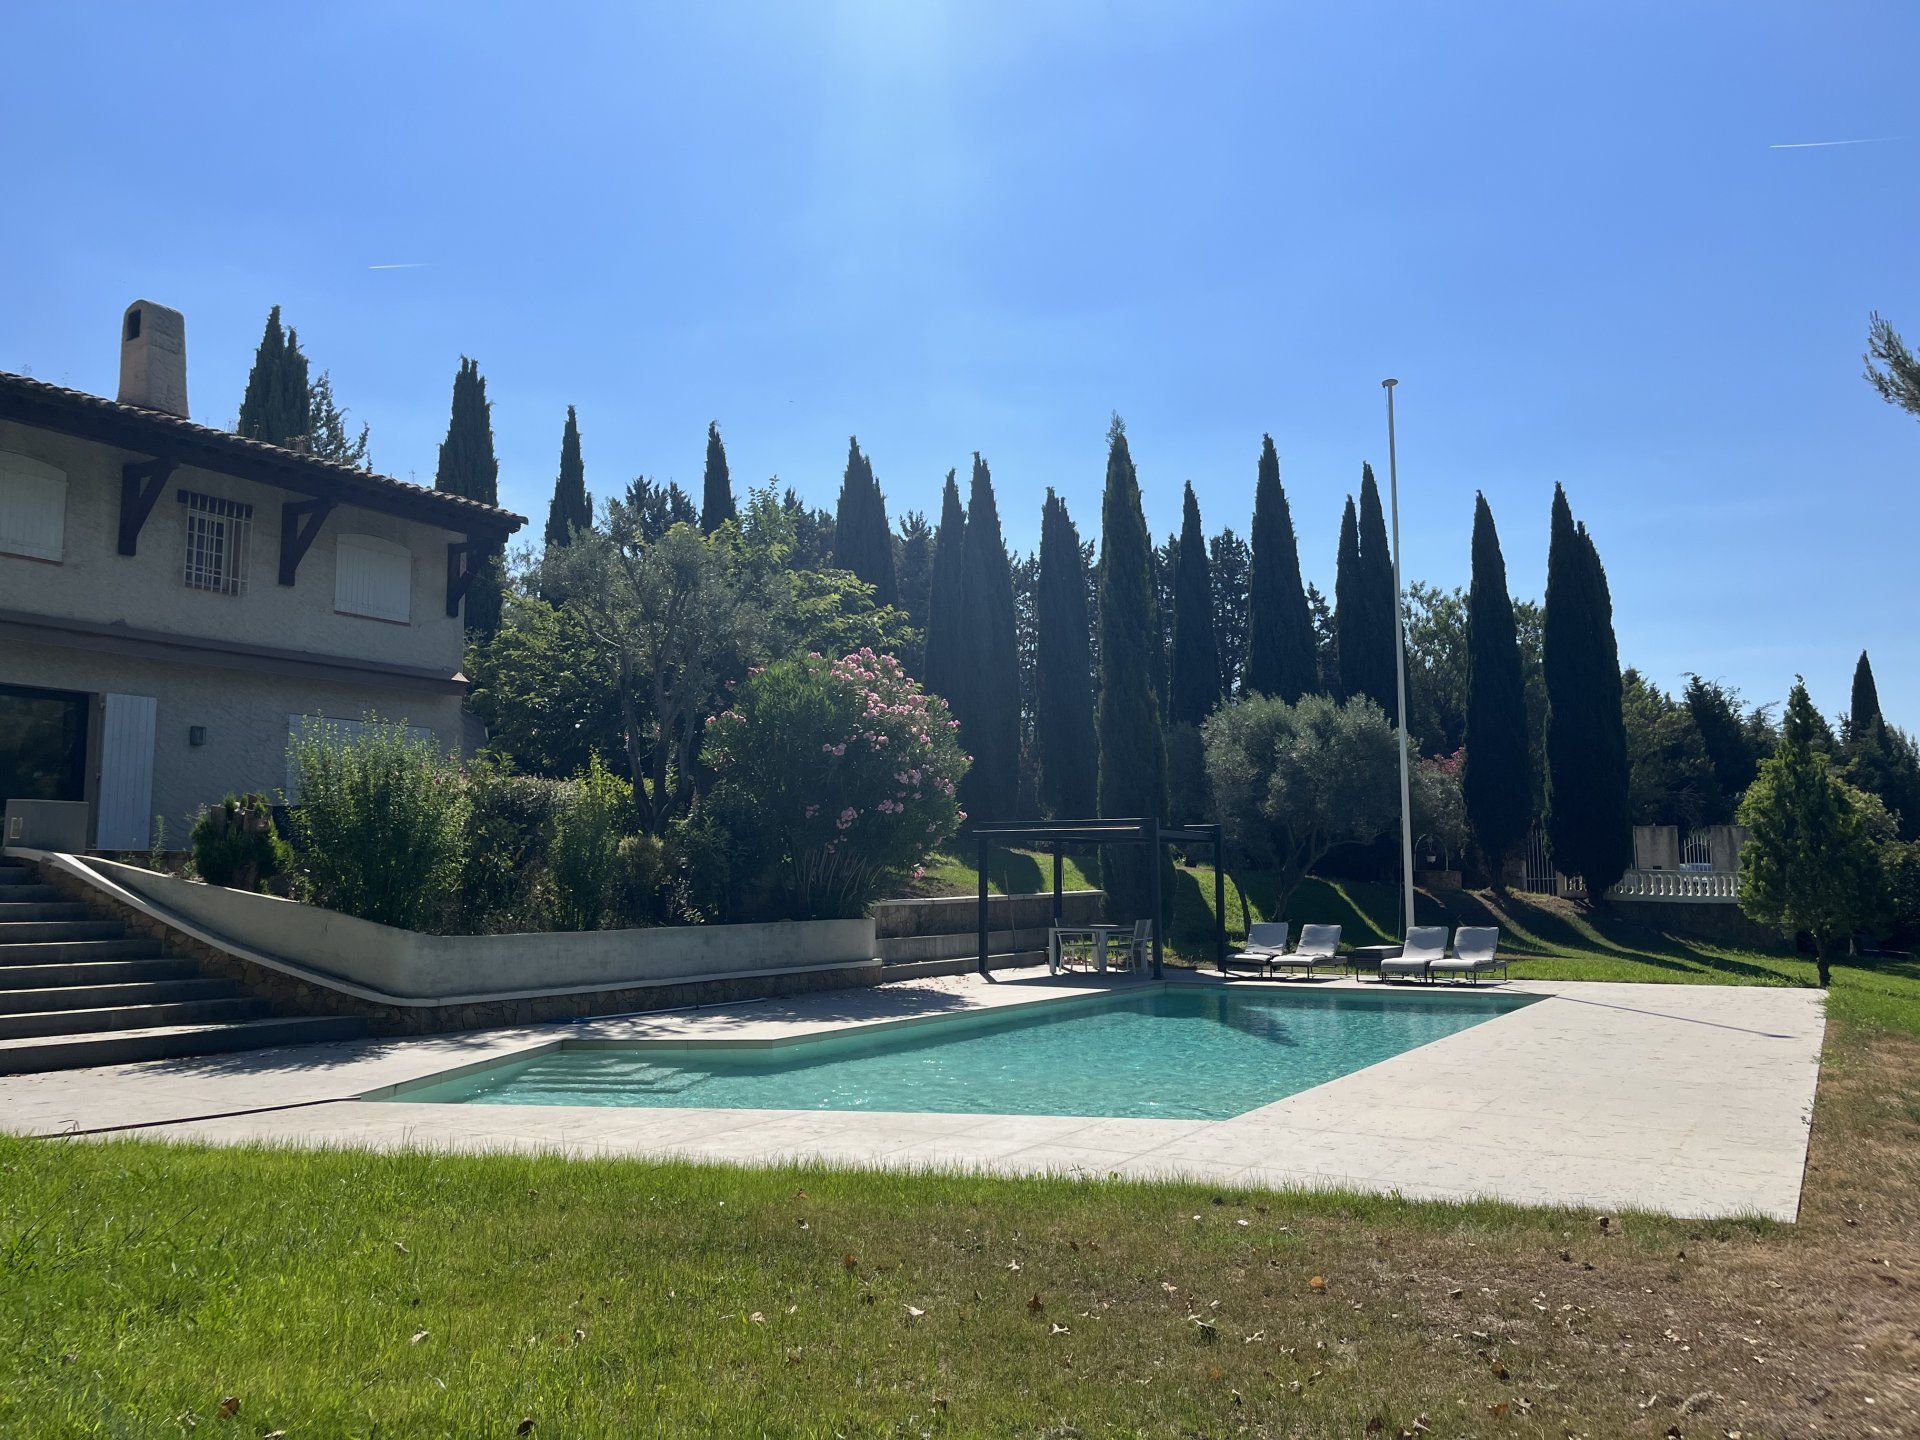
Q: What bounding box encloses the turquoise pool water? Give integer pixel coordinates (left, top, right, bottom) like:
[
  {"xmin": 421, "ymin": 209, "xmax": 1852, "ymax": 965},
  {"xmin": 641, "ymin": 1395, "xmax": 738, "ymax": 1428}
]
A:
[{"xmin": 387, "ymin": 986, "xmax": 1537, "ymax": 1120}]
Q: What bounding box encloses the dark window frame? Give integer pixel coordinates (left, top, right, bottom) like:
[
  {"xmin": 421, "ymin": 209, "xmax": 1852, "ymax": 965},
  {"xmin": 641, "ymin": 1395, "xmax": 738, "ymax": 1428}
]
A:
[{"xmin": 0, "ymin": 681, "xmax": 91, "ymax": 804}]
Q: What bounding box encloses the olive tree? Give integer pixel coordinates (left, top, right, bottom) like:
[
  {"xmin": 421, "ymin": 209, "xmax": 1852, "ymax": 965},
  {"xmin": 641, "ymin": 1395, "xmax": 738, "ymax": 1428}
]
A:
[{"xmin": 1205, "ymin": 692, "xmax": 1401, "ymax": 913}]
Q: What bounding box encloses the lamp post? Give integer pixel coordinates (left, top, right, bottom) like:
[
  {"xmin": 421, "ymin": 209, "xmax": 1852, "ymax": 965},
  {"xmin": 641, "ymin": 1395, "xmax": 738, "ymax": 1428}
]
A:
[{"xmin": 1382, "ymin": 378, "xmax": 1416, "ymax": 937}]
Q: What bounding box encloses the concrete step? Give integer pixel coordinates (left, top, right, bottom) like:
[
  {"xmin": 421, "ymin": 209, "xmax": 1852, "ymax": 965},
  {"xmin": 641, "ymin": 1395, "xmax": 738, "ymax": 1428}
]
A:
[
  {"xmin": 0, "ymin": 902, "xmax": 91, "ymax": 923},
  {"xmin": 0, "ymin": 884, "xmax": 62, "ymax": 902},
  {"xmin": 0, "ymin": 866, "xmax": 34, "ymax": 885},
  {"xmin": 0, "ymin": 919, "xmax": 126, "ymax": 943},
  {"xmin": 0, "ymin": 996, "xmax": 271, "ymax": 1041},
  {"xmin": 0, "ymin": 957, "xmax": 202, "ymax": 990},
  {"xmin": 0, "ymin": 977, "xmax": 245, "ymax": 1014},
  {"xmin": 878, "ymin": 926, "xmax": 1062, "ymax": 964},
  {"xmin": 0, "ymin": 1015, "xmax": 370, "ymax": 1075},
  {"xmin": 0, "ymin": 937, "xmax": 164, "ymax": 964}
]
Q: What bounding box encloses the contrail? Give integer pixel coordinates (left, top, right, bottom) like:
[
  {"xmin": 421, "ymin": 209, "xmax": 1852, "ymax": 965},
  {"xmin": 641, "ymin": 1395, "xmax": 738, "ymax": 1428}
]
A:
[
  {"xmin": 1767, "ymin": 136, "xmax": 1900, "ymax": 150},
  {"xmin": 368, "ymin": 262, "xmax": 431, "ymax": 270}
]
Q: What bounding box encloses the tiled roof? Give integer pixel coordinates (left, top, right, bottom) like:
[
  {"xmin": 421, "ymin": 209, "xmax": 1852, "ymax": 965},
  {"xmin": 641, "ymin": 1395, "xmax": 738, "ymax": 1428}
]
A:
[{"xmin": 0, "ymin": 370, "xmax": 525, "ymax": 537}]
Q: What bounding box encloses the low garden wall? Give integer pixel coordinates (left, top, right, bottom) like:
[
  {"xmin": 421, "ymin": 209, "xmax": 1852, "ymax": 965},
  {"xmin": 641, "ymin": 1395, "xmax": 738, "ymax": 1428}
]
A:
[{"xmin": 42, "ymin": 854, "xmax": 881, "ymax": 1034}]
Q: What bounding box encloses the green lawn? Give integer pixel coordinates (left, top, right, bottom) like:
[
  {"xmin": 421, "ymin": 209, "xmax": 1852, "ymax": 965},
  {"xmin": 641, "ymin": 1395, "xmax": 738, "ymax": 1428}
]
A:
[{"xmin": 900, "ymin": 845, "xmax": 1099, "ymax": 899}]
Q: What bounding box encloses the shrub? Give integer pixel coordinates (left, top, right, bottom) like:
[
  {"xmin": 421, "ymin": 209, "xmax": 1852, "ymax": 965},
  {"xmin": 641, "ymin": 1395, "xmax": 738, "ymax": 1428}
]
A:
[
  {"xmin": 288, "ymin": 718, "xmax": 470, "ymax": 931},
  {"xmin": 549, "ymin": 756, "xmax": 633, "ymax": 931},
  {"xmin": 189, "ymin": 794, "xmax": 292, "ymax": 892},
  {"xmin": 683, "ymin": 649, "xmax": 968, "ymax": 920},
  {"xmin": 455, "ymin": 762, "xmax": 565, "ymax": 933},
  {"xmin": 613, "ymin": 833, "xmax": 668, "ymax": 927}
]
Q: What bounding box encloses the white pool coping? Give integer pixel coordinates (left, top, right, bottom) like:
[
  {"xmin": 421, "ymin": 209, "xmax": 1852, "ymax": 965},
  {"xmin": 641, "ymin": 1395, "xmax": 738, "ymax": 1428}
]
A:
[{"xmin": 0, "ymin": 970, "xmax": 1828, "ymax": 1221}]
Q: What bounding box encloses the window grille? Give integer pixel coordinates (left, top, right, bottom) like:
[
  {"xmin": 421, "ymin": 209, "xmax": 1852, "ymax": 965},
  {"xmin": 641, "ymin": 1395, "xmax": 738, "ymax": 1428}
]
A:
[{"xmin": 179, "ymin": 490, "xmax": 252, "ymax": 595}]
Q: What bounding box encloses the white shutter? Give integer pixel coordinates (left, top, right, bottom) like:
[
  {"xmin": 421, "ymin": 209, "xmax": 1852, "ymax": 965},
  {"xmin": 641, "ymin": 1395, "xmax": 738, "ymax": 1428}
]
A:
[
  {"xmin": 97, "ymin": 693, "xmax": 158, "ymax": 850},
  {"xmin": 334, "ymin": 536, "xmax": 412, "ymax": 622},
  {"xmin": 0, "ymin": 452, "xmax": 68, "ymax": 562}
]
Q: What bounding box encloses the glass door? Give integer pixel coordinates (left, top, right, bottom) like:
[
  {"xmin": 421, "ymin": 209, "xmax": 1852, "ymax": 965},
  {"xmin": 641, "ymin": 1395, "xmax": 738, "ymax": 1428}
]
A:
[{"xmin": 0, "ymin": 683, "xmax": 89, "ymax": 805}]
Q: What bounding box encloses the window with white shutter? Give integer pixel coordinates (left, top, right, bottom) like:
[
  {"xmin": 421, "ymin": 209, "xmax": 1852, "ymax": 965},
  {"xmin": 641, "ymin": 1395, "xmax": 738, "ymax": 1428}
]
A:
[
  {"xmin": 334, "ymin": 535, "xmax": 413, "ymax": 622},
  {"xmin": 0, "ymin": 452, "xmax": 68, "ymax": 562}
]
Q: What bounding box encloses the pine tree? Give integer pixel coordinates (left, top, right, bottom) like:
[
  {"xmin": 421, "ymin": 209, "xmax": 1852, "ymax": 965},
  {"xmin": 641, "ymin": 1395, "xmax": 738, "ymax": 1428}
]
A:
[
  {"xmin": 1462, "ymin": 493, "xmax": 1532, "ymax": 881},
  {"xmin": 236, "ymin": 306, "xmax": 312, "ymax": 448},
  {"xmin": 956, "ymin": 455, "xmax": 1021, "ymax": 821},
  {"xmin": 922, "ymin": 470, "xmax": 969, "ymax": 709},
  {"xmin": 1169, "ymin": 483, "xmax": 1222, "ymax": 726},
  {"xmin": 1036, "ymin": 491, "xmax": 1097, "ymax": 818},
  {"xmin": 435, "ymin": 357, "xmax": 503, "ymax": 633},
  {"xmin": 1333, "ymin": 496, "xmax": 1363, "ymax": 701},
  {"xmin": 544, "ymin": 406, "xmax": 592, "ymax": 548},
  {"xmin": 305, "ymin": 371, "xmax": 369, "ymax": 467},
  {"xmin": 1849, "ymin": 651, "xmax": 1883, "ymax": 737},
  {"xmin": 1242, "ymin": 435, "xmax": 1318, "ymax": 701},
  {"xmin": 700, "ymin": 422, "xmax": 736, "ymax": 534},
  {"xmin": 831, "ymin": 437, "xmax": 897, "ymax": 606},
  {"xmin": 1096, "ymin": 417, "xmax": 1169, "ymax": 920},
  {"xmin": 1543, "ymin": 484, "xmax": 1633, "ymax": 896}
]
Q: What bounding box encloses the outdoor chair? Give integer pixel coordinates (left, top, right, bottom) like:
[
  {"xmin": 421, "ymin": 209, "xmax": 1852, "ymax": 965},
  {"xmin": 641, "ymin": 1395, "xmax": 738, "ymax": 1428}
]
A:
[
  {"xmin": 1120, "ymin": 918, "xmax": 1154, "ymax": 972},
  {"xmin": 1380, "ymin": 926, "xmax": 1448, "ymax": 982},
  {"xmin": 1428, "ymin": 927, "xmax": 1508, "ymax": 985},
  {"xmin": 1227, "ymin": 922, "xmax": 1290, "ymax": 978},
  {"xmin": 1272, "ymin": 922, "xmax": 1342, "ymax": 978}
]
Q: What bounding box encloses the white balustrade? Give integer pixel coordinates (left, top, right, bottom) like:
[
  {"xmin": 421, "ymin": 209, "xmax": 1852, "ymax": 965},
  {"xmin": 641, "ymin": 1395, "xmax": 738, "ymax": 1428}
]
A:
[{"xmin": 1607, "ymin": 868, "xmax": 1739, "ymax": 903}]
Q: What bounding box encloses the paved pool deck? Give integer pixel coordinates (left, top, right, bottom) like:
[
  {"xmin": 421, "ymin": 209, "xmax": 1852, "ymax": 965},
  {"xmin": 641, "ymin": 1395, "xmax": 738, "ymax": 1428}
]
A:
[{"xmin": 0, "ymin": 970, "xmax": 1827, "ymax": 1221}]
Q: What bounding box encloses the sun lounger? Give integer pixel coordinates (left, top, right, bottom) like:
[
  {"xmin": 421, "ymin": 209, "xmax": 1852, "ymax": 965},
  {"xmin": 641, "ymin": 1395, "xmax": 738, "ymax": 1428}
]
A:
[
  {"xmin": 1227, "ymin": 922, "xmax": 1290, "ymax": 978},
  {"xmin": 1379, "ymin": 925, "xmax": 1448, "ymax": 982},
  {"xmin": 1272, "ymin": 922, "xmax": 1342, "ymax": 977},
  {"xmin": 1428, "ymin": 926, "xmax": 1507, "ymax": 985}
]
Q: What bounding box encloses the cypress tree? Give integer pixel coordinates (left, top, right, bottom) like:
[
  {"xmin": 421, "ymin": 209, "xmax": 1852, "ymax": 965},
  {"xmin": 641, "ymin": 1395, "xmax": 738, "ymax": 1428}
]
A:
[
  {"xmin": 1351, "ymin": 463, "xmax": 1399, "ymax": 713},
  {"xmin": 831, "ymin": 437, "xmax": 897, "ymax": 606},
  {"xmin": 435, "ymin": 357, "xmax": 503, "ymax": 633},
  {"xmin": 1169, "ymin": 482, "xmax": 1222, "ymax": 726},
  {"xmin": 1243, "ymin": 434, "xmax": 1317, "ymax": 701},
  {"xmin": 1332, "ymin": 496, "xmax": 1363, "ymax": 701},
  {"xmin": 700, "ymin": 422, "xmax": 736, "ymax": 534},
  {"xmin": 543, "ymin": 406, "xmax": 592, "ymax": 548},
  {"xmin": 1036, "ymin": 490, "xmax": 1097, "ymax": 818},
  {"xmin": 1850, "ymin": 651, "xmax": 1883, "ymax": 737},
  {"xmin": 895, "ymin": 511, "xmax": 935, "ymax": 651},
  {"xmin": 955, "ymin": 454, "xmax": 1021, "ymax": 821},
  {"xmin": 1462, "ymin": 493, "xmax": 1532, "ymax": 882},
  {"xmin": 1096, "ymin": 417, "xmax": 1168, "ymax": 920},
  {"xmin": 922, "ymin": 471, "xmax": 969, "ymax": 708},
  {"xmin": 1209, "ymin": 528, "xmax": 1250, "ymax": 697},
  {"xmin": 236, "ymin": 306, "xmax": 313, "ymax": 448},
  {"xmin": 1543, "ymin": 484, "xmax": 1633, "ymax": 896}
]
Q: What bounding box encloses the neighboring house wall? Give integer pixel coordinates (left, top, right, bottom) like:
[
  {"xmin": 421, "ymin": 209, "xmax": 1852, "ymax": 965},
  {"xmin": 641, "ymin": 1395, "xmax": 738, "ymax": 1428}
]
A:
[{"xmin": 0, "ymin": 420, "xmax": 467, "ymax": 672}]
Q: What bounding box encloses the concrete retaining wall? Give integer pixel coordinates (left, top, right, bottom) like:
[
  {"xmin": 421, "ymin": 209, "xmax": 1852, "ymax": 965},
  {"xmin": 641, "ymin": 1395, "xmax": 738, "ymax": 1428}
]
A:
[{"xmin": 79, "ymin": 857, "xmax": 877, "ymax": 1002}]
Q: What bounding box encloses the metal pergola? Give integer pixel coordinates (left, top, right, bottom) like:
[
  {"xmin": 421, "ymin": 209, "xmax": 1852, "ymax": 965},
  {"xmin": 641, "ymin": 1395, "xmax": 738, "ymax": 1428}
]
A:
[{"xmin": 969, "ymin": 818, "xmax": 1227, "ymax": 980}]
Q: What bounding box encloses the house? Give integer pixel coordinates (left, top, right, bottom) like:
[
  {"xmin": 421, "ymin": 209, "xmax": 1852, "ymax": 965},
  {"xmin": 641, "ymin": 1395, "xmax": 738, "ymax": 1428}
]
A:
[{"xmin": 0, "ymin": 301, "xmax": 524, "ymax": 850}]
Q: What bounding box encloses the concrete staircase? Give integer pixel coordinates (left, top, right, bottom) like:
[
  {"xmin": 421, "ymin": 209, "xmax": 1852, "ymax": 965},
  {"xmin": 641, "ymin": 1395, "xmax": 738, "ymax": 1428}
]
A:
[{"xmin": 0, "ymin": 857, "xmax": 365, "ymax": 1074}]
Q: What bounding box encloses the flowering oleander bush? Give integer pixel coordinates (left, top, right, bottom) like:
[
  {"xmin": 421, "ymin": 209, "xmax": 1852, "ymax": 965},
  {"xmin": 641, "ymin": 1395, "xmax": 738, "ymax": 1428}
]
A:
[{"xmin": 679, "ymin": 650, "xmax": 969, "ymax": 919}]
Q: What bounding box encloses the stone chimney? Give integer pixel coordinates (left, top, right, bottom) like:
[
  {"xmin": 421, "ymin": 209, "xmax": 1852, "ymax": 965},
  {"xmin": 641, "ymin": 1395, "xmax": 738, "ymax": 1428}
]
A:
[{"xmin": 117, "ymin": 300, "xmax": 189, "ymax": 417}]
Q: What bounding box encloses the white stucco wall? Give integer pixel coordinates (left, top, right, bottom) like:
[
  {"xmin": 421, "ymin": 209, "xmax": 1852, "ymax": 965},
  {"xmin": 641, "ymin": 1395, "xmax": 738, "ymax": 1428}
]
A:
[
  {"xmin": 0, "ymin": 419, "xmax": 469, "ymax": 672},
  {"xmin": 0, "ymin": 637, "xmax": 464, "ymax": 846}
]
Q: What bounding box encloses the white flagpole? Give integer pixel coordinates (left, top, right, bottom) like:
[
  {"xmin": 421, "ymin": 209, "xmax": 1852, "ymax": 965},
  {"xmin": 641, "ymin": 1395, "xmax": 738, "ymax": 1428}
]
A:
[{"xmin": 1382, "ymin": 378, "xmax": 1416, "ymax": 937}]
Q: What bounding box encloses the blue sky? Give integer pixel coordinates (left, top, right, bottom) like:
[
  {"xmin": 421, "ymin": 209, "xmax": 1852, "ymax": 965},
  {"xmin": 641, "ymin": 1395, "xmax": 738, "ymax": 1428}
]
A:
[{"xmin": 5, "ymin": 2, "xmax": 1916, "ymax": 725}]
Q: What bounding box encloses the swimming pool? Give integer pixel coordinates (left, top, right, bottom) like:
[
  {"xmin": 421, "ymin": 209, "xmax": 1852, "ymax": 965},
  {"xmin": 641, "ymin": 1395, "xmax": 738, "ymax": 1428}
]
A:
[{"xmin": 384, "ymin": 985, "xmax": 1539, "ymax": 1120}]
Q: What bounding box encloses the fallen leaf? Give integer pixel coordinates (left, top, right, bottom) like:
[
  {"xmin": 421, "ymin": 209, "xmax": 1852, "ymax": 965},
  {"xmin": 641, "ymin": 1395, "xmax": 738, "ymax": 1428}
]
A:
[
  {"xmin": 904, "ymin": 1304, "xmax": 926, "ymax": 1320},
  {"xmin": 1027, "ymin": 1294, "xmax": 1044, "ymax": 1313},
  {"xmin": 1490, "ymin": 1356, "xmax": 1510, "ymax": 1380},
  {"xmin": 1050, "ymin": 1322, "xmax": 1071, "ymax": 1335},
  {"xmin": 1006, "ymin": 1259, "xmax": 1022, "ymax": 1272},
  {"xmin": 842, "ymin": 1253, "xmax": 858, "ymax": 1271},
  {"xmin": 516, "ymin": 1421, "xmax": 535, "ymax": 1437},
  {"xmin": 410, "ymin": 1330, "xmax": 430, "ymax": 1345},
  {"xmin": 1308, "ymin": 1275, "xmax": 1327, "ymax": 1292},
  {"xmin": 749, "ymin": 1312, "xmax": 765, "ymax": 1324},
  {"xmin": 1487, "ymin": 1401, "xmax": 1510, "ymax": 1417},
  {"xmin": 216, "ymin": 1396, "xmax": 240, "ymax": 1420},
  {"xmin": 572, "ymin": 1328, "xmax": 587, "ymax": 1343}
]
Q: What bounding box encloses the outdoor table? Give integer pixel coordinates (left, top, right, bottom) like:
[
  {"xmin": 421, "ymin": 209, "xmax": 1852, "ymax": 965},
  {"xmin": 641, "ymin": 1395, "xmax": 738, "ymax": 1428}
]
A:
[
  {"xmin": 1344, "ymin": 943, "xmax": 1403, "ymax": 979},
  {"xmin": 1050, "ymin": 923, "xmax": 1132, "ymax": 974}
]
